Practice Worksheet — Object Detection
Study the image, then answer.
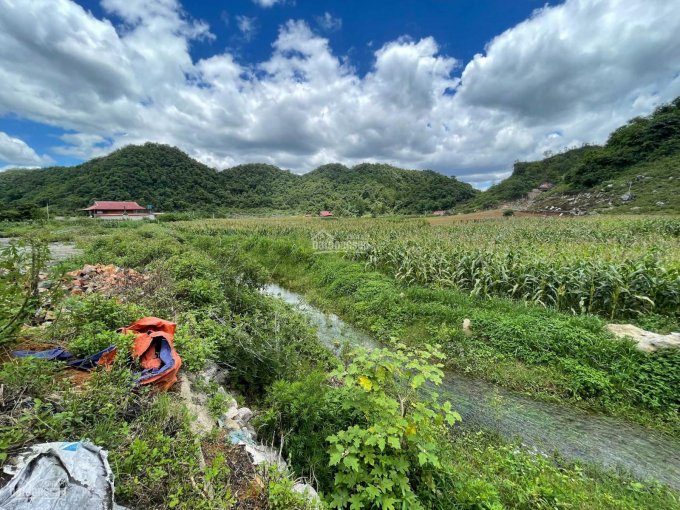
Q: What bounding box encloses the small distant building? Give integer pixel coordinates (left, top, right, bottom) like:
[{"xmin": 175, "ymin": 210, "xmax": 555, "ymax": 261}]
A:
[
  {"xmin": 82, "ymin": 201, "xmax": 152, "ymax": 220},
  {"xmin": 432, "ymin": 210, "xmax": 447, "ymax": 216},
  {"xmin": 538, "ymin": 181, "xmax": 554, "ymax": 191},
  {"xmin": 320, "ymin": 210, "xmax": 333, "ymax": 217}
]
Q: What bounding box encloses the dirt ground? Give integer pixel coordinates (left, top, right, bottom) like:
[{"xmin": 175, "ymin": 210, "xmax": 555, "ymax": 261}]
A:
[{"xmin": 426, "ymin": 209, "xmax": 568, "ymax": 225}]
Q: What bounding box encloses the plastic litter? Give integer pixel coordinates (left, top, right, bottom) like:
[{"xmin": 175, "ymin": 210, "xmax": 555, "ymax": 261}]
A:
[
  {"xmin": 14, "ymin": 345, "xmax": 118, "ymax": 370},
  {"xmin": 0, "ymin": 441, "xmax": 127, "ymax": 510}
]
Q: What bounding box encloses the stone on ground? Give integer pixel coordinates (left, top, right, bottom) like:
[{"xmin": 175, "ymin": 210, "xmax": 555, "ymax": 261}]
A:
[{"xmin": 607, "ymin": 324, "xmax": 680, "ymax": 352}]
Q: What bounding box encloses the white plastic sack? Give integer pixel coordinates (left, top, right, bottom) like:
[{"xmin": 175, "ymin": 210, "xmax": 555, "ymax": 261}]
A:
[{"xmin": 0, "ymin": 441, "xmax": 127, "ymax": 510}]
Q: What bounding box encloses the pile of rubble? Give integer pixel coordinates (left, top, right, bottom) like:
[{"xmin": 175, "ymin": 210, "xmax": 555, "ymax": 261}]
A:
[
  {"xmin": 65, "ymin": 264, "xmax": 149, "ymax": 296},
  {"xmin": 181, "ymin": 363, "xmax": 321, "ymax": 505}
]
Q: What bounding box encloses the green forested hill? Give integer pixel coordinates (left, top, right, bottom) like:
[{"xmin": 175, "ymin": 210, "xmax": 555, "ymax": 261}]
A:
[
  {"xmin": 0, "ymin": 144, "xmax": 228, "ymax": 214},
  {"xmin": 467, "ymin": 96, "xmax": 680, "ymax": 212},
  {"xmin": 468, "ymin": 146, "xmax": 599, "ymax": 210},
  {"xmin": 287, "ymin": 163, "xmax": 476, "ymax": 215},
  {"xmin": 0, "ymin": 143, "xmax": 477, "ymax": 217},
  {"xmin": 566, "ymin": 98, "xmax": 680, "ymax": 189},
  {"xmin": 6, "ymin": 96, "xmax": 677, "ymax": 219}
]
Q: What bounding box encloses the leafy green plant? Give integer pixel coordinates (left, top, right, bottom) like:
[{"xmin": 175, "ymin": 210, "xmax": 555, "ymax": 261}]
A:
[
  {"xmin": 65, "ymin": 294, "xmax": 148, "ymax": 336},
  {"xmin": 0, "ymin": 238, "xmax": 48, "ymax": 343},
  {"xmin": 68, "ymin": 327, "xmax": 135, "ymax": 357},
  {"xmin": 207, "ymin": 391, "xmax": 230, "ymax": 420},
  {"xmin": 173, "ymin": 312, "xmax": 220, "ymax": 371},
  {"xmin": 0, "ymin": 357, "xmax": 65, "ymax": 405},
  {"xmin": 257, "ymin": 371, "xmax": 357, "ymax": 489},
  {"xmin": 267, "ymin": 467, "xmax": 323, "ymax": 509},
  {"xmin": 327, "ymin": 345, "xmax": 460, "ymax": 509}
]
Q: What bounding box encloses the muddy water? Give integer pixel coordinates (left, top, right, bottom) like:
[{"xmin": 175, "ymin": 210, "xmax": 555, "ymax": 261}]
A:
[{"xmin": 263, "ymin": 283, "xmax": 680, "ymax": 489}]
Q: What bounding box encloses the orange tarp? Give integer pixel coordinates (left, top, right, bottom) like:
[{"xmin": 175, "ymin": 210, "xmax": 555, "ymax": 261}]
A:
[{"xmin": 121, "ymin": 317, "xmax": 182, "ymax": 391}]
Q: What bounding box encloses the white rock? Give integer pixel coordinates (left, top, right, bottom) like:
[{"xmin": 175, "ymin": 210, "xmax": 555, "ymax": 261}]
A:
[
  {"xmin": 178, "ymin": 374, "xmax": 215, "ymax": 436},
  {"xmin": 462, "ymin": 319, "xmax": 472, "ymax": 337},
  {"xmin": 244, "ymin": 443, "xmax": 287, "ymax": 469},
  {"xmin": 200, "ymin": 361, "xmax": 229, "ymax": 386},
  {"xmin": 224, "ymin": 406, "xmax": 239, "ymax": 421},
  {"xmin": 245, "ymin": 424, "xmax": 257, "ymax": 441},
  {"xmin": 607, "ymin": 324, "xmax": 680, "ymax": 353},
  {"xmin": 235, "ymin": 407, "xmax": 253, "ymax": 425},
  {"xmin": 217, "ymin": 417, "xmax": 240, "ymax": 431}
]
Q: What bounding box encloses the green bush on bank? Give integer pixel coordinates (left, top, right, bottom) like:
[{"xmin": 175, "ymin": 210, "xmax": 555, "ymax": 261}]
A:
[{"xmin": 258, "ymin": 350, "xmax": 680, "ymax": 510}]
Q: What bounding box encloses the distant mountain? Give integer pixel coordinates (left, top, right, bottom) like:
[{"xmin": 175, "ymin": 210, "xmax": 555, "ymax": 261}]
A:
[
  {"xmin": 468, "ymin": 146, "xmax": 599, "ymax": 210},
  {"xmin": 0, "ymin": 143, "xmax": 478, "ymax": 217},
  {"xmin": 466, "ymin": 96, "xmax": 680, "ymax": 214}
]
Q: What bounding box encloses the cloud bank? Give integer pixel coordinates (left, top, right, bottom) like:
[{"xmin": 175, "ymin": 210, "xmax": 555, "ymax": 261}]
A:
[
  {"xmin": 0, "ymin": 131, "xmax": 52, "ymax": 167},
  {"xmin": 0, "ymin": 0, "xmax": 679, "ymax": 186}
]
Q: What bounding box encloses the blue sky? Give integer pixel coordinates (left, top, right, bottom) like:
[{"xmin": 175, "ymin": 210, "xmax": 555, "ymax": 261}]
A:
[
  {"xmin": 1, "ymin": 0, "xmax": 679, "ymax": 188},
  {"xmin": 74, "ymin": 0, "xmax": 552, "ymax": 76}
]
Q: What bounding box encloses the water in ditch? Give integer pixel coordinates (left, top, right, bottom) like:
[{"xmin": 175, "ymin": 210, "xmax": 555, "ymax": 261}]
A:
[{"xmin": 263, "ymin": 283, "xmax": 680, "ymax": 489}]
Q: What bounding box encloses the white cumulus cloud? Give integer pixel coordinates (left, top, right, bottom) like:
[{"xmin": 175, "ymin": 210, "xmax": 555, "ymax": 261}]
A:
[
  {"xmin": 0, "ymin": 132, "xmax": 52, "ymax": 168},
  {"xmin": 236, "ymin": 15, "xmax": 258, "ymax": 41},
  {"xmin": 0, "ymin": 0, "xmax": 679, "ymax": 187}
]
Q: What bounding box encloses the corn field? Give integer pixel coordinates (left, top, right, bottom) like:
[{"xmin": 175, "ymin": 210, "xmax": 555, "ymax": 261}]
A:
[
  {"xmin": 173, "ymin": 215, "xmax": 680, "ymax": 320},
  {"xmin": 358, "ymin": 241, "xmax": 679, "ymax": 319}
]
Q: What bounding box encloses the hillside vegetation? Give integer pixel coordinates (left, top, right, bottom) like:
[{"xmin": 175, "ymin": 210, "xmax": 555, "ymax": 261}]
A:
[
  {"xmin": 468, "ymin": 96, "xmax": 680, "ymax": 213},
  {"xmin": 469, "ymin": 147, "xmax": 598, "ymax": 210},
  {"xmin": 0, "ymin": 144, "xmax": 477, "ymax": 217}
]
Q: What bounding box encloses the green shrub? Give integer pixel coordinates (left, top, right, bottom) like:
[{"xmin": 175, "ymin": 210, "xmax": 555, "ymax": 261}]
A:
[
  {"xmin": 68, "ymin": 327, "xmax": 134, "ymax": 357},
  {"xmin": 0, "ymin": 238, "xmax": 48, "ymax": 343},
  {"xmin": 327, "ymin": 345, "xmax": 460, "ymax": 509},
  {"xmin": 173, "ymin": 312, "xmax": 220, "ymax": 371},
  {"xmin": 174, "ymin": 278, "xmax": 224, "ymax": 307},
  {"xmin": 165, "ymin": 251, "xmax": 218, "ymax": 281},
  {"xmin": 85, "ymin": 229, "xmax": 182, "ymax": 268},
  {"xmin": 258, "ymin": 371, "xmax": 357, "ymax": 489},
  {"xmin": 267, "ymin": 467, "xmax": 323, "ymax": 509},
  {"xmin": 65, "ymin": 294, "xmax": 148, "ymax": 335},
  {"xmin": 559, "ymin": 358, "xmax": 613, "ymax": 399},
  {"xmin": 0, "ymin": 357, "xmax": 65, "ymax": 403},
  {"xmin": 215, "ymin": 298, "xmax": 332, "ymax": 396}
]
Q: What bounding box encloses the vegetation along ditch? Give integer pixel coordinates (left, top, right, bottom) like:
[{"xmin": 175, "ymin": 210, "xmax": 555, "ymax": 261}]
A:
[{"xmin": 1, "ymin": 218, "xmax": 679, "ymax": 509}]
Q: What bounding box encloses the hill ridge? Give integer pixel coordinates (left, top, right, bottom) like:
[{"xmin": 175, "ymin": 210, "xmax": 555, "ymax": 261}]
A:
[
  {"xmin": 0, "ymin": 143, "xmax": 478, "ymax": 217},
  {"xmin": 466, "ymin": 96, "xmax": 680, "ymax": 214}
]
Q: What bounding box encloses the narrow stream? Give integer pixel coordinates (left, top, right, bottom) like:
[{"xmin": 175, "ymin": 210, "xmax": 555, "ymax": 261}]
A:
[{"xmin": 263, "ymin": 283, "xmax": 680, "ymax": 490}]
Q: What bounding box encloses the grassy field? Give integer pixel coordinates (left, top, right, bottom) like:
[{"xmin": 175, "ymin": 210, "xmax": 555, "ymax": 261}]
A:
[{"xmin": 1, "ymin": 216, "xmax": 679, "ymax": 509}]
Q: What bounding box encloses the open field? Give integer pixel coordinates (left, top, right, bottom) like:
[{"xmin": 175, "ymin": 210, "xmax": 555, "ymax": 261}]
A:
[
  {"xmin": 425, "ymin": 209, "xmax": 567, "ymax": 224},
  {"xmin": 1, "ymin": 215, "xmax": 679, "ymax": 509}
]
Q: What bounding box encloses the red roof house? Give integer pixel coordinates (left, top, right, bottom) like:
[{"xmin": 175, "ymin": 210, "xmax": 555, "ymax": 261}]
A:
[
  {"xmin": 538, "ymin": 181, "xmax": 554, "ymax": 191},
  {"xmin": 320, "ymin": 210, "xmax": 333, "ymax": 217},
  {"xmin": 432, "ymin": 210, "xmax": 447, "ymax": 216},
  {"xmin": 82, "ymin": 201, "xmax": 149, "ymax": 219}
]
